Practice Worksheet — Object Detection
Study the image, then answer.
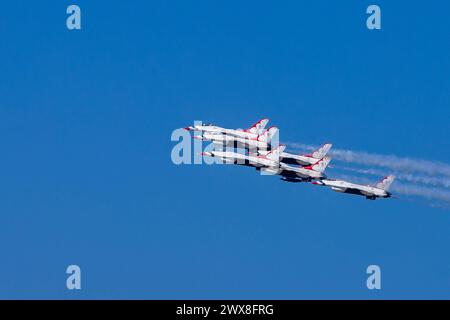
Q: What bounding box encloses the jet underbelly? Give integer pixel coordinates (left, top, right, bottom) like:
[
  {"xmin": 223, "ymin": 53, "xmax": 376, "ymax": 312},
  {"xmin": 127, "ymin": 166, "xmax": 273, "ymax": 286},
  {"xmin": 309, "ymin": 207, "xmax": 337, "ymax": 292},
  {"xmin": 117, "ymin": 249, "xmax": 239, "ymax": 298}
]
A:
[{"xmin": 332, "ymin": 187, "xmax": 366, "ymax": 197}]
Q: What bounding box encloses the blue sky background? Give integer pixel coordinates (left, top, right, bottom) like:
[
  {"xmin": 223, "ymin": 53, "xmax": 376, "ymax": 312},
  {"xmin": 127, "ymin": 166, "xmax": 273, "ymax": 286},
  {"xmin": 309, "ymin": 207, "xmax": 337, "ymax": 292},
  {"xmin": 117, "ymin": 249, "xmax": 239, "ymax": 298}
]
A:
[{"xmin": 0, "ymin": 1, "xmax": 449, "ymax": 299}]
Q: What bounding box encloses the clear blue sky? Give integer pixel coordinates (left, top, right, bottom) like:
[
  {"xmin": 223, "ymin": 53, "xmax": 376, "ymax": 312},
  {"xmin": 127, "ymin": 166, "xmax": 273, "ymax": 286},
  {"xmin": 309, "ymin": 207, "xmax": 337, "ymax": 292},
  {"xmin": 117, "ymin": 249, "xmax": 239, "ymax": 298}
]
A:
[{"xmin": 0, "ymin": 1, "xmax": 449, "ymax": 299}]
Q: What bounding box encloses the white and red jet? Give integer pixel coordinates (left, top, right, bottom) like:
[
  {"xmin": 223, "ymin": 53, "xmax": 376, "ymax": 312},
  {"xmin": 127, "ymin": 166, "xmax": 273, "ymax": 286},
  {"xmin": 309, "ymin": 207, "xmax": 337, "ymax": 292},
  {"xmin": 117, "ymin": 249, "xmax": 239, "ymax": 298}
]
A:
[
  {"xmin": 312, "ymin": 175, "xmax": 395, "ymax": 200},
  {"xmin": 202, "ymin": 145, "xmax": 286, "ymax": 169},
  {"xmin": 258, "ymin": 143, "xmax": 332, "ymax": 166},
  {"xmin": 261, "ymin": 157, "xmax": 332, "ymax": 182},
  {"xmin": 202, "ymin": 145, "xmax": 331, "ymax": 182},
  {"xmin": 185, "ymin": 118, "xmax": 270, "ymax": 140},
  {"xmin": 195, "ymin": 126, "xmax": 279, "ymax": 151}
]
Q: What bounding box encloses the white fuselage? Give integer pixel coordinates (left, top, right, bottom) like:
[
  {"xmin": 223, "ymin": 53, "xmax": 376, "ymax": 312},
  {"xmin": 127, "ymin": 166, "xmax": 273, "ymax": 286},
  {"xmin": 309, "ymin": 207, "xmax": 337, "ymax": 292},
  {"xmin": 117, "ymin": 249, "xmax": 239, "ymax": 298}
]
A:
[
  {"xmin": 205, "ymin": 150, "xmax": 278, "ymax": 168},
  {"xmin": 318, "ymin": 179, "xmax": 389, "ymax": 198},
  {"xmin": 190, "ymin": 125, "xmax": 260, "ymax": 140},
  {"xmin": 201, "ymin": 133, "xmax": 271, "ymax": 150}
]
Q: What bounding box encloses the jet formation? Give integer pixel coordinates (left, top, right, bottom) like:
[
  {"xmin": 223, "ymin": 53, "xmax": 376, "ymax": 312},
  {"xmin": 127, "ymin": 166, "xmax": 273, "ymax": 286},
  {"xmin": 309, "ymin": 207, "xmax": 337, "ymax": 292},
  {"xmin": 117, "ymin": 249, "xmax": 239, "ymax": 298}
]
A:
[{"xmin": 184, "ymin": 118, "xmax": 395, "ymax": 200}]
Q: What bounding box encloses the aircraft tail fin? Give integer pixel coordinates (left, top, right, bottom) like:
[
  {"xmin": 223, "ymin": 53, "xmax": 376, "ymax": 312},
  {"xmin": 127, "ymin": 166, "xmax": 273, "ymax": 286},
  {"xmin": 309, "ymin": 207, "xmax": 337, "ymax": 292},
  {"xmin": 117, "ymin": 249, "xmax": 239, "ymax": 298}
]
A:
[
  {"xmin": 257, "ymin": 126, "xmax": 279, "ymax": 143},
  {"xmin": 265, "ymin": 145, "xmax": 286, "ymax": 161},
  {"xmin": 309, "ymin": 157, "xmax": 331, "ymax": 173},
  {"xmin": 374, "ymin": 175, "xmax": 395, "ymax": 191},
  {"xmin": 310, "ymin": 143, "xmax": 333, "ymax": 159},
  {"xmin": 246, "ymin": 118, "xmax": 269, "ymax": 135}
]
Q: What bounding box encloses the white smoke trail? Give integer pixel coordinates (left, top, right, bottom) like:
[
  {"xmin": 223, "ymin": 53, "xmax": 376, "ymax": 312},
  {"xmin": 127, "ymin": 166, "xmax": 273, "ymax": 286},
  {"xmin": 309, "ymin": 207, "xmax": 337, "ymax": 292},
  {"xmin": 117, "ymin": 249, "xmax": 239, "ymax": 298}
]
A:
[
  {"xmin": 392, "ymin": 182, "xmax": 450, "ymax": 203},
  {"xmin": 287, "ymin": 142, "xmax": 450, "ymax": 178},
  {"xmin": 335, "ymin": 165, "xmax": 450, "ymax": 189}
]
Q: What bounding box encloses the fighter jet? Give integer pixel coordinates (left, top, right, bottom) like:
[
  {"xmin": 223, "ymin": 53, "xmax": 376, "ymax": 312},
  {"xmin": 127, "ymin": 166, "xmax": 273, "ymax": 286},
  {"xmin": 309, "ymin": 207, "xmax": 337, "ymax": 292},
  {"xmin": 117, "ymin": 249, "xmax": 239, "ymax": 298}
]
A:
[
  {"xmin": 195, "ymin": 127, "xmax": 279, "ymax": 151},
  {"xmin": 280, "ymin": 143, "xmax": 332, "ymax": 166},
  {"xmin": 185, "ymin": 118, "xmax": 270, "ymax": 140},
  {"xmin": 312, "ymin": 175, "xmax": 395, "ymax": 200},
  {"xmin": 264, "ymin": 157, "xmax": 331, "ymax": 182},
  {"xmin": 201, "ymin": 145, "xmax": 286, "ymax": 170}
]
